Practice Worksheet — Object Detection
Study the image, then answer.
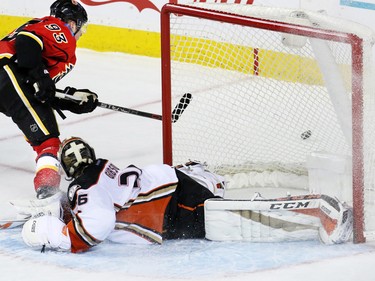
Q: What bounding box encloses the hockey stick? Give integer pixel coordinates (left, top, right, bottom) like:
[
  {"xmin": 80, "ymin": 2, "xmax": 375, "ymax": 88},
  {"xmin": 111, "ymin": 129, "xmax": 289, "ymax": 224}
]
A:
[
  {"xmin": 0, "ymin": 218, "xmax": 29, "ymax": 229},
  {"xmin": 97, "ymin": 102, "xmax": 163, "ymax": 120},
  {"xmin": 55, "ymin": 90, "xmax": 192, "ymax": 122}
]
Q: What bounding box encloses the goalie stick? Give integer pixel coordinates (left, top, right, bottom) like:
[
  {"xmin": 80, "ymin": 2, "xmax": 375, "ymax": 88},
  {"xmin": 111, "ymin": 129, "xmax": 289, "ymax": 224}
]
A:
[
  {"xmin": 0, "ymin": 210, "xmax": 53, "ymax": 230},
  {"xmin": 55, "ymin": 90, "xmax": 192, "ymax": 122},
  {"xmin": 0, "ymin": 218, "xmax": 29, "ymax": 229}
]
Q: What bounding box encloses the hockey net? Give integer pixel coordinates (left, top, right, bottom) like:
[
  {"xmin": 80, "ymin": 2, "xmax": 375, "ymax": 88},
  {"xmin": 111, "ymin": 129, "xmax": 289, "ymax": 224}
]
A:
[{"xmin": 160, "ymin": 3, "xmax": 375, "ymax": 243}]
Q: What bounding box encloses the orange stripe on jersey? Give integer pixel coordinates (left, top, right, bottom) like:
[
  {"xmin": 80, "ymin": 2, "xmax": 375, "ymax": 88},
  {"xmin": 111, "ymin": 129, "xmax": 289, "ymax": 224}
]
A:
[
  {"xmin": 115, "ymin": 183, "xmax": 178, "ymax": 243},
  {"xmin": 67, "ymin": 220, "xmax": 91, "ymax": 253},
  {"xmin": 116, "ymin": 195, "xmax": 172, "ymax": 234},
  {"xmin": 67, "ymin": 214, "xmax": 103, "ymax": 253}
]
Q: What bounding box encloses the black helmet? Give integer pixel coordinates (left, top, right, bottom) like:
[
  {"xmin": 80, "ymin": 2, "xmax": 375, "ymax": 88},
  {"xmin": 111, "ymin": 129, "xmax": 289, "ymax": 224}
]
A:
[
  {"xmin": 50, "ymin": 0, "xmax": 88, "ymax": 34},
  {"xmin": 58, "ymin": 137, "xmax": 96, "ymax": 179}
]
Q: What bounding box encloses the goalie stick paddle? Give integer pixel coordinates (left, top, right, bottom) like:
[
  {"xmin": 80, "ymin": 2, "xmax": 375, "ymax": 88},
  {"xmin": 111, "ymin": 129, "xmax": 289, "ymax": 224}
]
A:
[{"xmin": 55, "ymin": 90, "xmax": 192, "ymax": 122}]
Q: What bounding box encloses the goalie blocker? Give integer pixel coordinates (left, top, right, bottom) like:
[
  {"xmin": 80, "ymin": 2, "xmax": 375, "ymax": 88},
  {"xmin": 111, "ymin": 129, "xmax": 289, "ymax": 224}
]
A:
[{"xmin": 204, "ymin": 194, "xmax": 353, "ymax": 244}]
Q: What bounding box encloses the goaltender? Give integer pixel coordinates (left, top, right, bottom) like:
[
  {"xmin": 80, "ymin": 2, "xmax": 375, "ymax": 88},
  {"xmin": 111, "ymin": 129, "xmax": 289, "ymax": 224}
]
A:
[{"xmin": 15, "ymin": 137, "xmax": 353, "ymax": 253}]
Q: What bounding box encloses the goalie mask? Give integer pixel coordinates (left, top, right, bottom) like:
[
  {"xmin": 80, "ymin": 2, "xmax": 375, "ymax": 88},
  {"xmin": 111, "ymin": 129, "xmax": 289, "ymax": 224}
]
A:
[
  {"xmin": 50, "ymin": 0, "xmax": 88, "ymax": 35},
  {"xmin": 58, "ymin": 137, "xmax": 96, "ymax": 179}
]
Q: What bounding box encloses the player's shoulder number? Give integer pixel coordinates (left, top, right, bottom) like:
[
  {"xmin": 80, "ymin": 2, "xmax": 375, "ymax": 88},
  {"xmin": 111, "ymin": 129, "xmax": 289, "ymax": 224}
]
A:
[
  {"xmin": 68, "ymin": 184, "xmax": 89, "ymax": 206},
  {"xmin": 44, "ymin": 23, "xmax": 68, "ymax": 43}
]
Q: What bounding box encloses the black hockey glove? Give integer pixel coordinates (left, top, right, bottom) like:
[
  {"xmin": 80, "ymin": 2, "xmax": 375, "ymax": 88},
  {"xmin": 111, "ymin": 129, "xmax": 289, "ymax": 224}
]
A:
[
  {"xmin": 63, "ymin": 87, "xmax": 98, "ymax": 114},
  {"xmin": 27, "ymin": 65, "xmax": 56, "ymax": 104}
]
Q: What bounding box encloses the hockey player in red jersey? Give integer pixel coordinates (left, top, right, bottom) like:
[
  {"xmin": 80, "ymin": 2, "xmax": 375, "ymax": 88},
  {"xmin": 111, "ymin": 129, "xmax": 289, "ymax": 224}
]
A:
[
  {"xmin": 21, "ymin": 137, "xmax": 226, "ymax": 253},
  {"xmin": 0, "ymin": 1, "xmax": 98, "ymax": 199}
]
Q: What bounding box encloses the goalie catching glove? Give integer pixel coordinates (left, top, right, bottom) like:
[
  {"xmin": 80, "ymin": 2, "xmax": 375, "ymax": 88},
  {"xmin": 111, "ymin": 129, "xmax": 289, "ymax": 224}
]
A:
[{"xmin": 60, "ymin": 86, "xmax": 98, "ymax": 114}]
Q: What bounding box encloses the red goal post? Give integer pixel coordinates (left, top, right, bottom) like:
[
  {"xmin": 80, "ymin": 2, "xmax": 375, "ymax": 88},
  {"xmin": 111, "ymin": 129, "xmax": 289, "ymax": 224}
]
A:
[{"xmin": 160, "ymin": 3, "xmax": 375, "ymax": 243}]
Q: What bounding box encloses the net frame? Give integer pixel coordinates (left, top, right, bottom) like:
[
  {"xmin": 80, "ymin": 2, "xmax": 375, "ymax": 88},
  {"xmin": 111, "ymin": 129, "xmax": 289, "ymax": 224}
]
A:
[{"xmin": 160, "ymin": 3, "xmax": 367, "ymax": 243}]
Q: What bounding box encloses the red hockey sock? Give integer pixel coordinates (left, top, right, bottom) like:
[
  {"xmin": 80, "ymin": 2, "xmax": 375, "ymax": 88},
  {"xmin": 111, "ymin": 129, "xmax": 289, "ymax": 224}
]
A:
[{"xmin": 33, "ymin": 138, "xmax": 61, "ymax": 195}]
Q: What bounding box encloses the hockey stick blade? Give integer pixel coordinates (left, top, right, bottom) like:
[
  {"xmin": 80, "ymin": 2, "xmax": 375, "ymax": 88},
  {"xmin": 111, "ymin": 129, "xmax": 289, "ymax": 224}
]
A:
[{"xmin": 172, "ymin": 93, "xmax": 192, "ymax": 123}]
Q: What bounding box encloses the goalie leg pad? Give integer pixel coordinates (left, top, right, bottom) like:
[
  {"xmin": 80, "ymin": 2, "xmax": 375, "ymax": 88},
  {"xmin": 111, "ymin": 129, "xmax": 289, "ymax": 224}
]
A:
[
  {"xmin": 204, "ymin": 198, "xmax": 321, "ymax": 242},
  {"xmin": 318, "ymin": 195, "xmax": 353, "ymax": 244},
  {"xmin": 204, "ymin": 195, "xmax": 353, "ymax": 244}
]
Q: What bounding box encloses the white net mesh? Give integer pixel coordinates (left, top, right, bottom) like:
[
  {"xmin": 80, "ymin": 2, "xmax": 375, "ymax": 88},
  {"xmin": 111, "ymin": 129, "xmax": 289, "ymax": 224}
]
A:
[{"xmin": 162, "ymin": 3, "xmax": 375, "ymax": 240}]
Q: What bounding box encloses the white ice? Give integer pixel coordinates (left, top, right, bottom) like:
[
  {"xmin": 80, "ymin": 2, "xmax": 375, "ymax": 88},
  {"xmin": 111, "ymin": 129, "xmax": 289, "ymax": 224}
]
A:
[{"xmin": 0, "ymin": 49, "xmax": 374, "ymax": 281}]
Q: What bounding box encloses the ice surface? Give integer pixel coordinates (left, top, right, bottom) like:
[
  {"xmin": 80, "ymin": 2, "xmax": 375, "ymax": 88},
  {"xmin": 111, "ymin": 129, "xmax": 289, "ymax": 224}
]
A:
[{"xmin": 0, "ymin": 49, "xmax": 374, "ymax": 281}]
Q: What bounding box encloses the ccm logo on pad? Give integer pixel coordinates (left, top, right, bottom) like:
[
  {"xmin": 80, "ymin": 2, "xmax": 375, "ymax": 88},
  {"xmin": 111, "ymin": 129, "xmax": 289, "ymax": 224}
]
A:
[{"xmin": 269, "ymin": 201, "xmax": 310, "ymax": 210}]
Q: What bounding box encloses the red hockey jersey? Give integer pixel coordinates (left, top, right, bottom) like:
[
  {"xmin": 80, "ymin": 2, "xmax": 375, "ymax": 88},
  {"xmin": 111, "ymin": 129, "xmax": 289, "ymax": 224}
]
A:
[{"xmin": 0, "ymin": 16, "xmax": 77, "ymax": 82}]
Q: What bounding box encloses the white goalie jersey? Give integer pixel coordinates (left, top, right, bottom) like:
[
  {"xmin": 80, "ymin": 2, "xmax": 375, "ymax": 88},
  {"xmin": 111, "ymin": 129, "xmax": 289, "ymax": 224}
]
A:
[{"xmin": 15, "ymin": 161, "xmax": 352, "ymax": 252}]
